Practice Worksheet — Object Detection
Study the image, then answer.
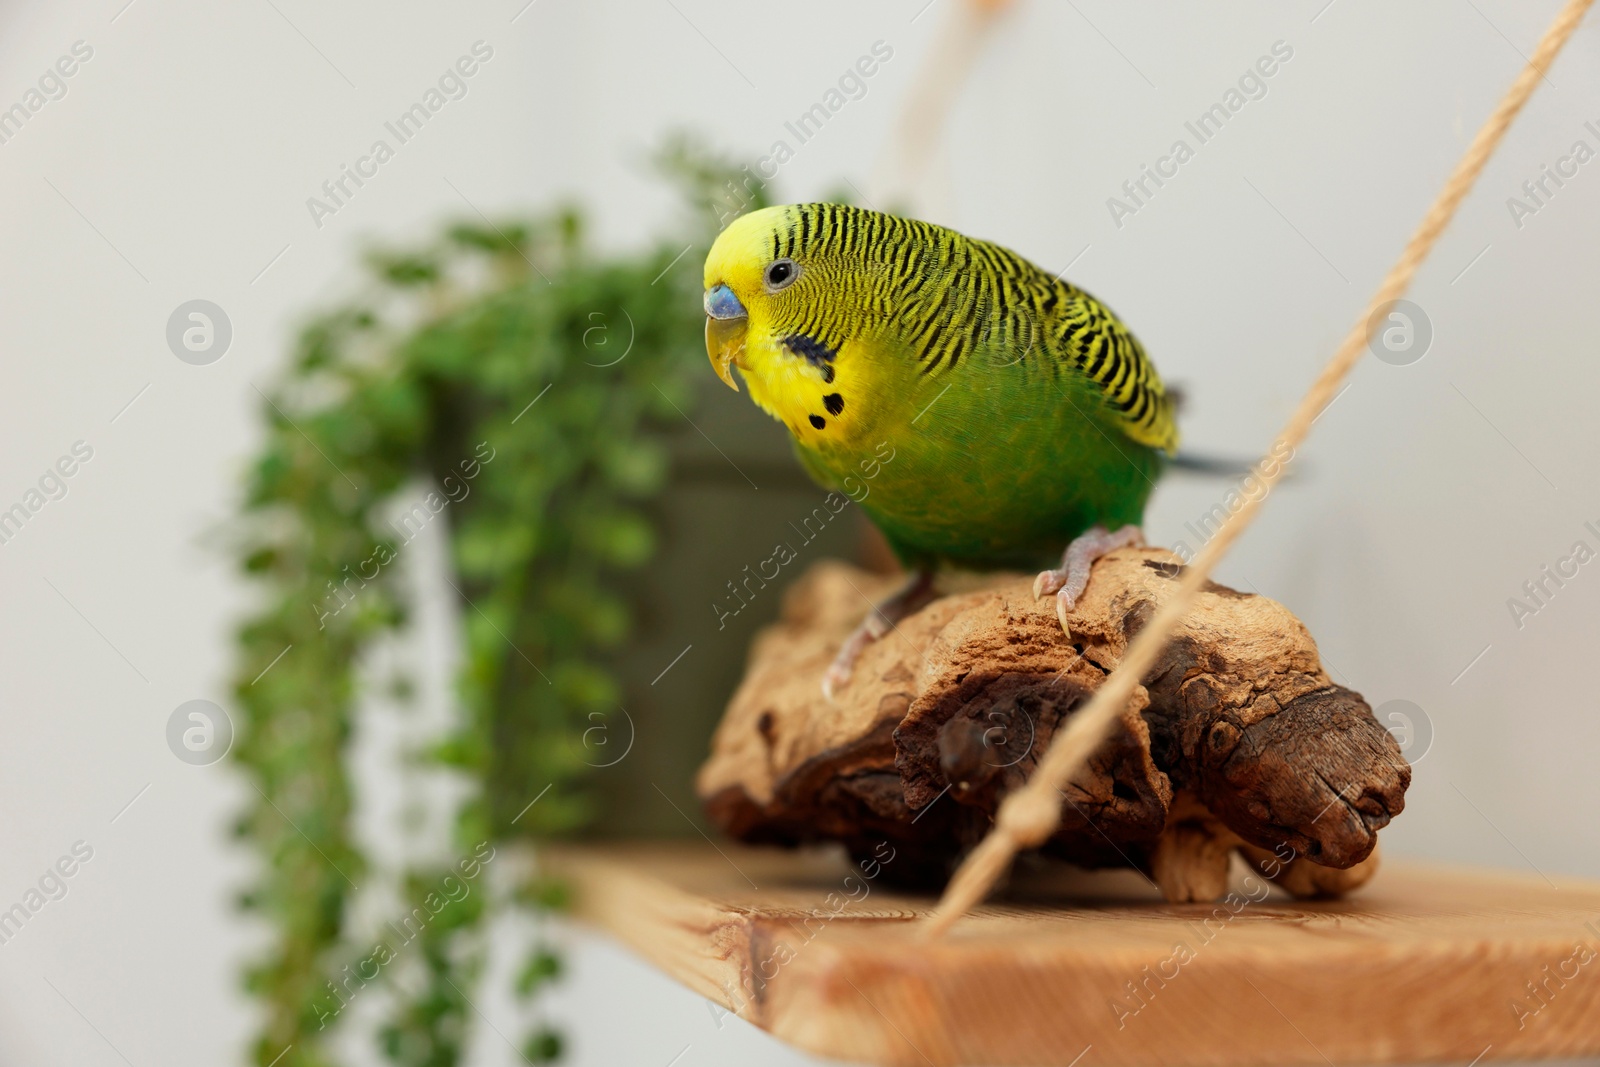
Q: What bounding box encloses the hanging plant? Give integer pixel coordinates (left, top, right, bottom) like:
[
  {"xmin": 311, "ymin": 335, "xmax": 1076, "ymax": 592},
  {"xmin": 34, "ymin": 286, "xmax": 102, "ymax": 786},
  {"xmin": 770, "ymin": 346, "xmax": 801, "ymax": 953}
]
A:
[{"xmin": 229, "ymin": 141, "xmax": 764, "ymax": 1066}]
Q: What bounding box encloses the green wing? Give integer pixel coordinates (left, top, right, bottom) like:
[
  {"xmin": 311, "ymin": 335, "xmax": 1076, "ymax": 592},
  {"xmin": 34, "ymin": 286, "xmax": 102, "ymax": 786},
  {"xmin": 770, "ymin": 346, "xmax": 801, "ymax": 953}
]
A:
[
  {"xmin": 1036, "ymin": 279, "xmax": 1179, "ymax": 454},
  {"xmin": 882, "ymin": 221, "xmax": 1179, "ymax": 454}
]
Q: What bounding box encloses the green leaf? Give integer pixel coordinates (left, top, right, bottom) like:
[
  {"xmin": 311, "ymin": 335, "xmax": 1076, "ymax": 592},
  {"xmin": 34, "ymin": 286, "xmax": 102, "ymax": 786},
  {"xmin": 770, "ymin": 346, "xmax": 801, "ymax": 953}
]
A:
[
  {"xmin": 515, "ymin": 948, "xmax": 564, "ymax": 996},
  {"xmin": 524, "ymin": 1027, "xmax": 565, "ymax": 1063}
]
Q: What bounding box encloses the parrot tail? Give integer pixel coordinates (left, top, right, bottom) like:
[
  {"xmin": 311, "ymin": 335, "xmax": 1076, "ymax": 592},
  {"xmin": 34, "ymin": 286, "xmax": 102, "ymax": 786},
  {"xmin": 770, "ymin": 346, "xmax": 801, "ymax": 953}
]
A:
[
  {"xmin": 1166, "ymin": 451, "xmax": 1303, "ymax": 480},
  {"xmin": 1163, "ymin": 386, "xmax": 1301, "ymax": 479}
]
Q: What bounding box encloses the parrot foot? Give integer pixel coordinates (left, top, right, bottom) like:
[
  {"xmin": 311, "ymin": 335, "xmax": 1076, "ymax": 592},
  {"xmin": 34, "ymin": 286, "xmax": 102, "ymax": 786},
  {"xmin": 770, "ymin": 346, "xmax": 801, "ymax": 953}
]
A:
[
  {"xmin": 1033, "ymin": 525, "xmax": 1144, "ymax": 631},
  {"xmin": 822, "ymin": 569, "xmax": 937, "ymax": 701}
]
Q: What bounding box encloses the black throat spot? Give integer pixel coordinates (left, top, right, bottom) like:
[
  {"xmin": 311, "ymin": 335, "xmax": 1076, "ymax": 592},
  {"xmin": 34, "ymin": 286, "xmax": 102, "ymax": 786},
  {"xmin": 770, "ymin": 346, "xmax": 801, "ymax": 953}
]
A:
[{"xmin": 780, "ymin": 334, "xmax": 838, "ymax": 380}]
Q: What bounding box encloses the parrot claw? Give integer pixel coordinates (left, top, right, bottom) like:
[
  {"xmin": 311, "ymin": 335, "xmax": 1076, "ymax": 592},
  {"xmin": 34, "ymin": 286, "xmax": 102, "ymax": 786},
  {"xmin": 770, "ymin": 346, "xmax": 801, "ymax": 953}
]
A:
[
  {"xmin": 820, "ymin": 570, "xmax": 936, "ymax": 701},
  {"xmin": 821, "ymin": 662, "xmax": 848, "ymax": 703},
  {"xmin": 1031, "ymin": 569, "xmax": 1054, "ymax": 599},
  {"xmin": 1034, "ymin": 525, "xmax": 1144, "ymax": 632},
  {"xmin": 1056, "ymin": 590, "xmax": 1075, "ymax": 635}
]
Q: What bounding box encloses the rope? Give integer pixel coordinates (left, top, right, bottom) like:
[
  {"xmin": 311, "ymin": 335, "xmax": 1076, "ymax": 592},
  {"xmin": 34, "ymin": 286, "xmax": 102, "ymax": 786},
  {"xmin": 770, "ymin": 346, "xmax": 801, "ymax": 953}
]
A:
[
  {"xmin": 923, "ymin": 0, "xmax": 1595, "ymax": 940},
  {"xmin": 870, "ymin": 0, "xmax": 1015, "ymax": 215}
]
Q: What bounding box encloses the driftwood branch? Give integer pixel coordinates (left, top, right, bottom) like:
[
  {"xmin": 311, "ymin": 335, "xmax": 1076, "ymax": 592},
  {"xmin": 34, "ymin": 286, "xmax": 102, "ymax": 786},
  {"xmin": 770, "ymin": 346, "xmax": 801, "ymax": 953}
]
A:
[{"xmin": 697, "ymin": 550, "xmax": 1409, "ymax": 902}]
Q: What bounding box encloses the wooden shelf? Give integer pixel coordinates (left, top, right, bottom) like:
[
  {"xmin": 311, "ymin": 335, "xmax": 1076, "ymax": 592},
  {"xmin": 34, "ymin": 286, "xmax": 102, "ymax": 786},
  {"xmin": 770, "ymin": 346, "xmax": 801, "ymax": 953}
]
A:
[{"xmin": 548, "ymin": 842, "xmax": 1600, "ymax": 1067}]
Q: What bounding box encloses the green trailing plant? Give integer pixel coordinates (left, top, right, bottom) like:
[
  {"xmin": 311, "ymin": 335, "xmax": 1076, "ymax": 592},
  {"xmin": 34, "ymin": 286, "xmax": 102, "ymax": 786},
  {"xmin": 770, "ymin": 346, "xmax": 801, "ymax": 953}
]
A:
[{"xmin": 230, "ymin": 143, "xmax": 765, "ymax": 1066}]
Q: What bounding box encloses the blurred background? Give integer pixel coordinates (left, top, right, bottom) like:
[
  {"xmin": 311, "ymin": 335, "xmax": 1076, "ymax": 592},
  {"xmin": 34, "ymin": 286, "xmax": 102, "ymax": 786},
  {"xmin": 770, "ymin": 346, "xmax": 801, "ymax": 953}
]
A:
[{"xmin": 3, "ymin": 1, "xmax": 1600, "ymax": 1064}]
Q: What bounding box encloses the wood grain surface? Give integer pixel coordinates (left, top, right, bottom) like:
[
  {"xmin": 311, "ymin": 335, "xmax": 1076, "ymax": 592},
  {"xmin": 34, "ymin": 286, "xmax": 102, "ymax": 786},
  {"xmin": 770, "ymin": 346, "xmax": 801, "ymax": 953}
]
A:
[{"xmin": 550, "ymin": 842, "xmax": 1600, "ymax": 1067}]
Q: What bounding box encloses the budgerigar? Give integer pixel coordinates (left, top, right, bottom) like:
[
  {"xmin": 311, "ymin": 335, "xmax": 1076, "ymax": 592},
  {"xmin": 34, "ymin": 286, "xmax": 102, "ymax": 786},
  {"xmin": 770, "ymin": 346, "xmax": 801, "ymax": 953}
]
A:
[{"xmin": 702, "ymin": 203, "xmax": 1179, "ymax": 697}]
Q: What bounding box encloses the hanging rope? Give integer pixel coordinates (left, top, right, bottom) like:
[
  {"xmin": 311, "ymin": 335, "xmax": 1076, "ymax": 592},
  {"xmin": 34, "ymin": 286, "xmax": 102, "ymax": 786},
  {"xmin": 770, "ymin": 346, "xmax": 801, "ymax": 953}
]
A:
[
  {"xmin": 923, "ymin": 0, "xmax": 1595, "ymax": 940},
  {"xmin": 870, "ymin": 0, "xmax": 1015, "ymax": 215}
]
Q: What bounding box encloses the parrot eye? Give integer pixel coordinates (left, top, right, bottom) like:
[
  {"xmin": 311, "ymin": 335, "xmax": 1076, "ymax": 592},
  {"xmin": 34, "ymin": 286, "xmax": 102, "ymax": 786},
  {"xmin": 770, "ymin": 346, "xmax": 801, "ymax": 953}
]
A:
[{"xmin": 764, "ymin": 259, "xmax": 799, "ymax": 291}]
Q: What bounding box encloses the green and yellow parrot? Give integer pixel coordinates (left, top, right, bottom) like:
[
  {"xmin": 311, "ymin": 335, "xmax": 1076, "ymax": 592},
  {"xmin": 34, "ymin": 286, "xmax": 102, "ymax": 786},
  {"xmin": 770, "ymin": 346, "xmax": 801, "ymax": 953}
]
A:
[{"xmin": 702, "ymin": 203, "xmax": 1178, "ymax": 696}]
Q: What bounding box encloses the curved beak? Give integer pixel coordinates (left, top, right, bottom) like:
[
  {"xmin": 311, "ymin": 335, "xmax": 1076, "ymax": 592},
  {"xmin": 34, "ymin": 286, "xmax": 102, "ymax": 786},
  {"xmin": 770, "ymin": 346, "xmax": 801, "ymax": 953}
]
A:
[{"xmin": 703, "ymin": 284, "xmax": 747, "ymax": 392}]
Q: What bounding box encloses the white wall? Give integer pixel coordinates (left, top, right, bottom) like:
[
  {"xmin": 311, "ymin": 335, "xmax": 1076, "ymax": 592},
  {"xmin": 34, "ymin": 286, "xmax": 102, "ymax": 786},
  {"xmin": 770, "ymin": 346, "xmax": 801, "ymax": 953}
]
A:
[{"xmin": 1, "ymin": 1, "xmax": 1597, "ymax": 1064}]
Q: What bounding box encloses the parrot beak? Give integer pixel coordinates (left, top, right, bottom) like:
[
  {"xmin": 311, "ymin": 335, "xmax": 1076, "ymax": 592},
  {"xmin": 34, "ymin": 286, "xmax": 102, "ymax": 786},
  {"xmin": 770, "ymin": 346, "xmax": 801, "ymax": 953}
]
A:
[{"xmin": 703, "ymin": 283, "xmax": 747, "ymax": 392}]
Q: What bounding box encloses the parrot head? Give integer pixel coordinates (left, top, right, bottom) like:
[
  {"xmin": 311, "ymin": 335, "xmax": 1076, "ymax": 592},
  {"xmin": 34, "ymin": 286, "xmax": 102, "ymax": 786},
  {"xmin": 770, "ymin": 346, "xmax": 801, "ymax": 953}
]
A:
[
  {"xmin": 701, "ymin": 204, "xmax": 896, "ymax": 447},
  {"xmin": 701, "ymin": 204, "xmax": 814, "ymax": 394}
]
